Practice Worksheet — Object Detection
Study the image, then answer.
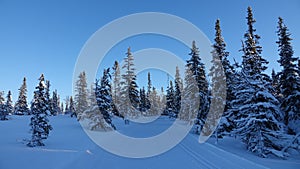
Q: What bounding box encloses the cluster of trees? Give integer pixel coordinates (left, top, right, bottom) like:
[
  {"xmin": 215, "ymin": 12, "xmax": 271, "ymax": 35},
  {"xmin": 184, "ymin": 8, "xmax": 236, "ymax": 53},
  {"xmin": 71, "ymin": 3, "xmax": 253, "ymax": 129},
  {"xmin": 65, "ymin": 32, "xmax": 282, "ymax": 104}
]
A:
[
  {"xmin": 73, "ymin": 6, "xmax": 300, "ymax": 158},
  {"xmin": 0, "ymin": 78, "xmax": 76, "ymax": 120},
  {"xmin": 74, "ymin": 48, "xmax": 166, "ymax": 129}
]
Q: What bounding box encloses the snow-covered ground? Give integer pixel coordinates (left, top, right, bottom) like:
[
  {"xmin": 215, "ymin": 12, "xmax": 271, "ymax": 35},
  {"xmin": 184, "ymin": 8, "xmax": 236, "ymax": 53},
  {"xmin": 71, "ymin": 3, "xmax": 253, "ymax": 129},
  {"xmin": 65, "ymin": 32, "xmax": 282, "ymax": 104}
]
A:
[{"xmin": 0, "ymin": 115, "xmax": 299, "ymax": 169}]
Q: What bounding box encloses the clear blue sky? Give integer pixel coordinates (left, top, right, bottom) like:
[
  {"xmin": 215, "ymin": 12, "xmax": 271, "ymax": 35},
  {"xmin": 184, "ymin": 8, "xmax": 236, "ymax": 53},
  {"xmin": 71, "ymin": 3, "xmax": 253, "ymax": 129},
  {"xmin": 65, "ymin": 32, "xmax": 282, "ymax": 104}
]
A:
[{"xmin": 0, "ymin": 0, "xmax": 299, "ymax": 103}]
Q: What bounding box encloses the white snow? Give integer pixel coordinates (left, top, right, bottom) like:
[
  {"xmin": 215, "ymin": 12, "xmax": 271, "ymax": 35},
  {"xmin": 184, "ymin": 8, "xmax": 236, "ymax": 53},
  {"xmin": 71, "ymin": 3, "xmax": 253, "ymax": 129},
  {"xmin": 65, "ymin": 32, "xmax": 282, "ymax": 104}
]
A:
[{"xmin": 0, "ymin": 115, "xmax": 299, "ymax": 169}]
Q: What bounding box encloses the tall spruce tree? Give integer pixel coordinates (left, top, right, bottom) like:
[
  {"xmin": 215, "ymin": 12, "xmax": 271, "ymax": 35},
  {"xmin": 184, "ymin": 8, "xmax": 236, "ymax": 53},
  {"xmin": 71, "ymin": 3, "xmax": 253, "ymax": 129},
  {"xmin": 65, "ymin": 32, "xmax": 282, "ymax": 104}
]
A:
[
  {"xmin": 210, "ymin": 19, "xmax": 236, "ymax": 137},
  {"xmin": 276, "ymin": 17, "xmax": 300, "ymax": 133},
  {"xmin": 231, "ymin": 7, "xmax": 284, "ymax": 157},
  {"xmin": 15, "ymin": 77, "xmax": 29, "ymax": 115},
  {"xmin": 75, "ymin": 71, "xmax": 88, "ymax": 120},
  {"xmin": 186, "ymin": 41, "xmax": 209, "ymax": 133},
  {"xmin": 27, "ymin": 74, "xmax": 52, "ymax": 147},
  {"xmin": 120, "ymin": 47, "xmax": 140, "ymax": 119}
]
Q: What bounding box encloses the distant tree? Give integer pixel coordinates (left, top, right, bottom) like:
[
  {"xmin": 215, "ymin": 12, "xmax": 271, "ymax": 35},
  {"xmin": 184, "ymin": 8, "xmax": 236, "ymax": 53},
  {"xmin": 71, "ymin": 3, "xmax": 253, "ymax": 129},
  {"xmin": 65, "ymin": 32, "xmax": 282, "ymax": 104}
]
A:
[
  {"xmin": 186, "ymin": 41, "xmax": 209, "ymax": 133},
  {"xmin": 148, "ymin": 87, "xmax": 162, "ymax": 116},
  {"xmin": 174, "ymin": 66, "xmax": 183, "ymax": 118},
  {"xmin": 5, "ymin": 90, "xmax": 13, "ymax": 115},
  {"xmin": 179, "ymin": 67, "xmax": 198, "ymax": 124},
  {"xmin": 69, "ymin": 96, "xmax": 76, "ymax": 117},
  {"xmin": 14, "ymin": 77, "xmax": 29, "ymax": 115},
  {"xmin": 27, "ymin": 74, "xmax": 52, "ymax": 147},
  {"xmin": 50, "ymin": 90, "xmax": 60, "ymax": 116},
  {"xmin": 75, "ymin": 71, "xmax": 88, "ymax": 120},
  {"xmin": 165, "ymin": 80, "xmax": 175, "ymax": 118},
  {"xmin": 45, "ymin": 80, "xmax": 51, "ymax": 115},
  {"xmin": 111, "ymin": 61, "xmax": 122, "ymax": 117},
  {"xmin": 0, "ymin": 91, "xmax": 8, "ymax": 120},
  {"xmin": 64, "ymin": 96, "xmax": 70, "ymax": 114},
  {"xmin": 276, "ymin": 17, "xmax": 300, "ymax": 133},
  {"xmin": 60, "ymin": 102, "xmax": 64, "ymax": 114},
  {"xmin": 139, "ymin": 87, "xmax": 147, "ymax": 113},
  {"xmin": 159, "ymin": 87, "xmax": 166, "ymax": 114},
  {"xmin": 145, "ymin": 72, "xmax": 152, "ymax": 110}
]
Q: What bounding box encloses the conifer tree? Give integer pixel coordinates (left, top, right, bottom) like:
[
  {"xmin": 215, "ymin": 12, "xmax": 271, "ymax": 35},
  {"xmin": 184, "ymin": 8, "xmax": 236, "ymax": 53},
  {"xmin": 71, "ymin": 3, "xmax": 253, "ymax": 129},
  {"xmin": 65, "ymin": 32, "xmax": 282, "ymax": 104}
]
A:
[
  {"xmin": 94, "ymin": 68, "xmax": 116, "ymax": 129},
  {"xmin": 231, "ymin": 8, "xmax": 284, "ymax": 157},
  {"xmin": 69, "ymin": 96, "xmax": 76, "ymax": 117},
  {"xmin": 186, "ymin": 41, "xmax": 209, "ymax": 132},
  {"xmin": 75, "ymin": 71, "xmax": 88, "ymax": 120},
  {"xmin": 5, "ymin": 90, "xmax": 13, "ymax": 115},
  {"xmin": 112, "ymin": 61, "xmax": 122, "ymax": 117},
  {"xmin": 0, "ymin": 91, "xmax": 7, "ymax": 120},
  {"xmin": 211, "ymin": 19, "xmax": 236, "ymax": 137},
  {"xmin": 15, "ymin": 77, "xmax": 29, "ymax": 115},
  {"xmin": 50, "ymin": 90, "xmax": 60, "ymax": 116},
  {"xmin": 174, "ymin": 66, "xmax": 182, "ymax": 117},
  {"xmin": 165, "ymin": 80, "xmax": 175, "ymax": 118},
  {"xmin": 120, "ymin": 47, "xmax": 140, "ymax": 119},
  {"xmin": 64, "ymin": 96, "xmax": 70, "ymax": 114},
  {"xmin": 276, "ymin": 17, "xmax": 300, "ymax": 133},
  {"xmin": 27, "ymin": 74, "xmax": 52, "ymax": 147},
  {"xmin": 179, "ymin": 68, "xmax": 198, "ymax": 123}
]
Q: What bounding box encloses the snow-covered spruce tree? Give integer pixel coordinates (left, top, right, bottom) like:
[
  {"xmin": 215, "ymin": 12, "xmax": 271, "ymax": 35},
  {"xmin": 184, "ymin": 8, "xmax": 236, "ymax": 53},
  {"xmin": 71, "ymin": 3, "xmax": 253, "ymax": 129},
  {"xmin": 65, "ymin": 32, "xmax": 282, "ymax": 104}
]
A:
[
  {"xmin": 148, "ymin": 87, "xmax": 162, "ymax": 116},
  {"xmin": 74, "ymin": 71, "xmax": 88, "ymax": 120},
  {"xmin": 232, "ymin": 8, "xmax": 285, "ymax": 157},
  {"xmin": 90, "ymin": 68, "xmax": 116, "ymax": 130},
  {"xmin": 211, "ymin": 19, "xmax": 236, "ymax": 138},
  {"xmin": 139, "ymin": 87, "xmax": 147, "ymax": 113},
  {"xmin": 27, "ymin": 74, "xmax": 52, "ymax": 147},
  {"xmin": 207, "ymin": 47, "xmax": 226, "ymax": 141},
  {"xmin": 0, "ymin": 91, "xmax": 8, "ymax": 120},
  {"xmin": 165, "ymin": 80, "xmax": 175, "ymax": 118},
  {"xmin": 60, "ymin": 102, "xmax": 64, "ymax": 114},
  {"xmin": 179, "ymin": 67, "xmax": 198, "ymax": 124},
  {"xmin": 50, "ymin": 90, "xmax": 60, "ymax": 116},
  {"xmin": 174, "ymin": 66, "xmax": 182, "ymax": 118},
  {"xmin": 5, "ymin": 90, "xmax": 13, "ymax": 115},
  {"xmin": 64, "ymin": 96, "xmax": 70, "ymax": 114},
  {"xmin": 69, "ymin": 96, "xmax": 76, "ymax": 117},
  {"xmin": 276, "ymin": 17, "xmax": 300, "ymax": 133},
  {"xmin": 145, "ymin": 72, "xmax": 152, "ymax": 110},
  {"xmin": 14, "ymin": 77, "xmax": 29, "ymax": 115},
  {"xmin": 186, "ymin": 41, "xmax": 209, "ymax": 133},
  {"xmin": 111, "ymin": 61, "xmax": 122, "ymax": 117},
  {"xmin": 120, "ymin": 47, "xmax": 140, "ymax": 120}
]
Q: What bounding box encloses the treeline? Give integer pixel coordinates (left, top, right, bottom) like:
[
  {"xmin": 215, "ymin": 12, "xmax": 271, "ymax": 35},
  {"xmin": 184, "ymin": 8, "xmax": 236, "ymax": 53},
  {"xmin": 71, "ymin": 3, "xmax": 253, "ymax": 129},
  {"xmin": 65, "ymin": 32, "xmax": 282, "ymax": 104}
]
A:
[{"xmin": 1, "ymin": 6, "xmax": 300, "ymax": 157}]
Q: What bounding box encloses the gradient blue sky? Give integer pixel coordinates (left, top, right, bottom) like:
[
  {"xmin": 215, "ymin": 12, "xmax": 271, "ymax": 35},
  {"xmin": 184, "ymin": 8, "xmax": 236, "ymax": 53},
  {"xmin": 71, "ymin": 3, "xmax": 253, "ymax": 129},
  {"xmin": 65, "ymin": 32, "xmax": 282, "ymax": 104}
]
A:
[{"xmin": 0, "ymin": 0, "xmax": 299, "ymax": 102}]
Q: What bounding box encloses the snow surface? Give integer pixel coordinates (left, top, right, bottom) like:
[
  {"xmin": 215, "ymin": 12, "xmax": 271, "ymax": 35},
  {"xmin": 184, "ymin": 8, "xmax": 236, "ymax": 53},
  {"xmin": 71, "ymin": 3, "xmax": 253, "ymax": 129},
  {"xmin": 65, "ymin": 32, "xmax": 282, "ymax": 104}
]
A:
[{"xmin": 0, "ymin": 115, "xmax": 299, "ymax": 169}]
